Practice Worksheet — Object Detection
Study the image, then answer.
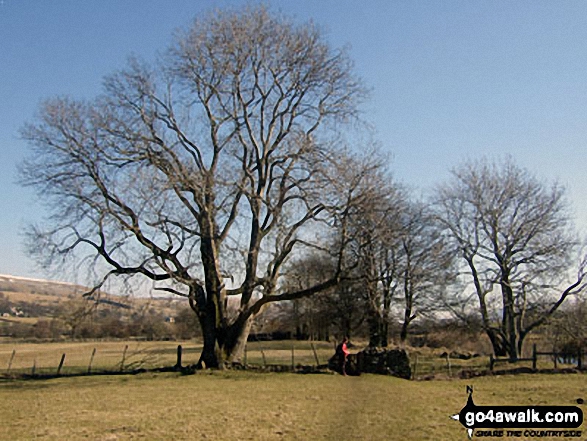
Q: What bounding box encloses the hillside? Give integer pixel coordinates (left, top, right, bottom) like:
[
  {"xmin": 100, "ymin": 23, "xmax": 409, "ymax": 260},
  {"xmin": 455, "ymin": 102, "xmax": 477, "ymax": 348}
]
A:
[
  {"xmin": 0, "ymin": 274, "xmax": 95, "ymax": 316},
  {"xmin": 0, "ymin": 274, "xmax": 192, "ymax": 340}
]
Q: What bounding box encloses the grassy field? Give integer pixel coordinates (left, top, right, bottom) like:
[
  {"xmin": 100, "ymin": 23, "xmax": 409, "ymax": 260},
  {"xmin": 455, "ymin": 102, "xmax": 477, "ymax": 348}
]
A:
[
  {"xmin": 0, "ymin": 370, "xmax": 585, "ymax": 440},
  {"xmin": 0, "ymin": 340, "xmax": 340, "ymax": 376},
  {"xmin": 0, "ymin": 340, "xmax": 201, "ymax": 375},
  {"xmin": 0, "ymin": 340, "xmax": 584, "ymax": 440},
  {"xmin": 0, "ymin": 338, "xmax": 579, "ymax": 379}
]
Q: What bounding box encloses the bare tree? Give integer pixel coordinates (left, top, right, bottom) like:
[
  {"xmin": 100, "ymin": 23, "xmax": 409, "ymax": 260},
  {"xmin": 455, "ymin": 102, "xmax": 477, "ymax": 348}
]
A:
[
  {"xmin": 348, "ymin": 194, "xmax": 457, "ymax": 345},
  {"xmin": 282, "ymin": 252, "xmax": 339, "ymax": 341},
  {"xmin": 57, "ymin": 297, "xmax": 98, "ymax": 339},
  {"xmin": 284, "ymin": 252, "xmax": 367, "ymax": 341},
  {"xmin": 19, "ymin": 5, "xmax": 368, "ymax": 367},
  {"xmin": 397, "ymin": 201, "xmax": 456, "ymax": 342},
  {"xmin": 547, "ymin": 298, "xmax": 587, "ymax": 359},
  {"xmin": 434, "ymin": 157, "xmax": 587, "ymax": 360},
  {"xmin": 342, "ymin": 160, "xmax": 405, "ymax": 347}
]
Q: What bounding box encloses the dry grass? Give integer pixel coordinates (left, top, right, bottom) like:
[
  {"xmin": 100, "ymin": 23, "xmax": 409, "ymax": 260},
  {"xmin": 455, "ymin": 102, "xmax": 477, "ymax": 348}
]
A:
[
  {"xmin": 0, "ymin": 370, "xmax": 585, "ymax": 440},
  {"xmin": 0, "ymin": 340, "xmax": 201, "ymax": 375},
  {"xmin": 0, "ymin": 340, "xmax": 339, "ymax": 376},
  {"xmin": 1, "ymin": 339, "xmax": 579, "ymax": 380}
]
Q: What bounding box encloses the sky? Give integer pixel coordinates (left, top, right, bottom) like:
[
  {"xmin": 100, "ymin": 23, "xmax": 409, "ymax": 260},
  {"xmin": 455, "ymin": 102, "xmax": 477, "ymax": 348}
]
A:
[{"xmin": 1, "ymin": 0, "xmax": 586, "ymax": 281}]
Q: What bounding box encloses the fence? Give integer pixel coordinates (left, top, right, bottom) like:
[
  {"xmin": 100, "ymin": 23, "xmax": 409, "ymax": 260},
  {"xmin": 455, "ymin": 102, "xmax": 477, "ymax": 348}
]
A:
[
  {"xmin": 489, "ymin": 344, "xmax": 583, "ymax": 371},
  {"xmin": 409, "ymin": 344, "xmax": 584, "ymax": 380},
  {"xmin": 0, "ymin": 340, "xmax": 336, "ymax": 378},
  {"xmin": 409, "ymin": 352, "xmax": 489, "ymax": 379},
  {"xmin": 2, "ymin": 340, "xmax": 583, "ymax": 380},
  {"xmin": 1, "ymin": 342, "xmax": 195, "ymax": 377}
]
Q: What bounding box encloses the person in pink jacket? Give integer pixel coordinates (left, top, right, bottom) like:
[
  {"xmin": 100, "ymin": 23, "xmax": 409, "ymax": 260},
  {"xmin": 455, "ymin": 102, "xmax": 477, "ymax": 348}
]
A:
[{"xmin": 336, "ymin": 337, "xmax": 350, "ymax": 376}]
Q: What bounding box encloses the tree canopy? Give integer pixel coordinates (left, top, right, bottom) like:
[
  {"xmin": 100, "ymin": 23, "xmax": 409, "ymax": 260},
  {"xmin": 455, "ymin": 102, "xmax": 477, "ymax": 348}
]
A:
[
  {"xmin": 20, "ymin": 5, "xmax": 371, "ymax": 367},
  {"xmin": 19, "ymin": 5, "xmax": 587, "ymax": 362},
  {"xmin": 434, "ymin": 158, "xmax": 586, "ymax": 359}
]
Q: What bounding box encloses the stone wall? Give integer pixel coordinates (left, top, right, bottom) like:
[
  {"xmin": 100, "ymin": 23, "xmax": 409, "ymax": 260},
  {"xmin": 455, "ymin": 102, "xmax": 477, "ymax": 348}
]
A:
[{"xmin": 328, "ymin": 347, "xmax": 411, "ymax": 379}]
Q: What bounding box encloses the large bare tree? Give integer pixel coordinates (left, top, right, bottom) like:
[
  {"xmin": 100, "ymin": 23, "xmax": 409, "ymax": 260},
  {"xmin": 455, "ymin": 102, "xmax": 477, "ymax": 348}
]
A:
[
  {"xmin": 396, "ymin": 201, "xmax": 456, "ymax": 342},
  {"xmin": 19, "ymin": 6, "xmax": 368, "ymax": 367},
  {"xmin": 434, "ymin": 158, "xmax": 586, "ymax": 360},
  {"xmin": 342, "ymin": 160, "xmax": 405, "ymax": 347},
  {"xmin": 348, "ymin": 193, "xmax": 456, "ymax": 346}
]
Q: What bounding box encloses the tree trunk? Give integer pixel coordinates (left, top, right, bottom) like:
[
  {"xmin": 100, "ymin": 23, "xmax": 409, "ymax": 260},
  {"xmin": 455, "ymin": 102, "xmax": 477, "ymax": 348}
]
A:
[
  {"xmin": 223, "ymin": 317, "xmax": 254, "ymax": 363},
  {"xmin": 486, "ymin": 328, "xmax": 507, "ymax": 357},
  {"xmin": 400, "ymin": 316, "xmax": 409, "ymax": 343},
  {"xmin": 467, "ymin": 257, "xmax": 513, "ymax": 358},
  {"xmin": 501, "ymin": 275, "xmax": 519, "ymax": 361},
  {"xmin": 198, "ymin": 309, "xmax": 223, "ymax": 369},
  {"xmin": 517, "ymin": 332, "xmax": 527, "ymax": 358},
  {"xmin": 380, "ymin": 321, "xmax": 389, "ymax": 347},
  {"xmin": 368, "ymin": 313, "xmax": 388, "ymax": 347},
  {"xmin": 400, "ymin": 297, "xmax": 414, "ymax": 342},
  {"xmin": 196, "ymin": 212, "xmax": 232, "ymax": 368},
  {"xmin": 196, "ymin": 299, "xmax": 255, "ymax": 368},
  {"xmin": 341, "ymin": 316, "xmax": 352, "ymax": 340}
]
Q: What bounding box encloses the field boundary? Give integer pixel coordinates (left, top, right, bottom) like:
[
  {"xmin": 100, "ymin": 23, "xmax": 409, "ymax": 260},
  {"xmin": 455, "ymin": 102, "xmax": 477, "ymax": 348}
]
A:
[{"xmin": 3, "ymin": 340, "xmax": 586, "ymax": 382}]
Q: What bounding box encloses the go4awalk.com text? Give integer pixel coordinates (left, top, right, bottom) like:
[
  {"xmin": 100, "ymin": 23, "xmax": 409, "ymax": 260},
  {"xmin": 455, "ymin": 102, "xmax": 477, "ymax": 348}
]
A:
[
  {"xmin": 474, "ymin": 429, "xmax": 582, "ymax": 438},
  {"xmin": 452, "ymin": 386, "xmax": 583, "ymax": 439}
]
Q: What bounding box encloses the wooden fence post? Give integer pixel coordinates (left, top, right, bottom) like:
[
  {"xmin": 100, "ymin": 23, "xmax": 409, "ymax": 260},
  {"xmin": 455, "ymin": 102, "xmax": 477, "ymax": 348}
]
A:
[
  {"xmin": 489, "ymin": 354, "xmax": 495, "ymax": 371},
  {"xmin": 31, "ymin": 359, "xmax": 36, "ymax": 376},
  {"xmin": 57, "ymin": 353, "xmax": 66, "ymax": 376},
  {"xmin": 445, "ymin": 353, "xmax": 452, "ymax": 377},
  {"xmin": 120, "ymin": 344, "xmax": 128, "ymax": 372},
  {"xmin": 6, "ymin": 349, "xmax": 15, "ymax": 374},
  {"xmin": 88, "ymin": 348, "xmax": 96, "ymax": 374},
  {"xmin": 175, "ymin": 345, "xmax": 183, "ymax": 370},
  {"xmin": 291, "ymin": 342, "xmax": 295, "ymax": 370},
  {"xmin": 532, "ymin": 344, "xmax": 537, "ymax": 370},
  {"xmin": 412, "ymin": 354, "xmax": 419, "ymax": 380},
  {"xmin": 311, "ymin": 342, "xmax": 320, "ymax": 366},
  {"xmin": 578, "ymin": 349, "xmax": 583, "ymax": 370},
  {"xmin": 244, "ymin": 344, "xmax": 247, "ymax": 366},
  {"xmin": 261, "ymin": 349, "xmax": 267, "ymax": 367},
  {"xmin": 553, "ymin": 352, "xmax": 558, "ymax": 369}
]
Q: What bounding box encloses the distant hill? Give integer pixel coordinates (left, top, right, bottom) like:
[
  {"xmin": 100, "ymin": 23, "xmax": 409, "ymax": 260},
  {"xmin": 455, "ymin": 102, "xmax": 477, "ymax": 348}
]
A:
[
  {"xmin": 0, "ymin": 274, "xmax": 129, "ymax": 315},
  {"xmin": 0, "ymin": 274, "xmax": 182, "ymax": 320},
  {"xmin": 0, "ymin": 274, "xmax": 197, "ymax": 340}
]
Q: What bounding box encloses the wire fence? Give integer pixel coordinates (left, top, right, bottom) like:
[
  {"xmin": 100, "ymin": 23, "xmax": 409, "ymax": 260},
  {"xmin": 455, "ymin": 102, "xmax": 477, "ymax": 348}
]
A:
[
  {"xmin": 0, "ymin": 340, "xmax": 338, "ymax": 378},
  {"xmin": 410, "ymin": 347, "xmax": 583, "ymax": 379},
  {"xmin": 1, "ymin": 342, "xmax": 191, "ymax": 377},
  {"xmin": 1, "ymin": 340, "xmax": 583, "ymax": 380}
]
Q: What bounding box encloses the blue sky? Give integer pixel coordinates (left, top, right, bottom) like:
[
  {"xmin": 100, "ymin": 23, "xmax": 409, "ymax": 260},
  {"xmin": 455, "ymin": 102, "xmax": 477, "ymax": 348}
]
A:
[{"xmin": 1, "ymin": 1, "xmax": 586, "ymax": 280}]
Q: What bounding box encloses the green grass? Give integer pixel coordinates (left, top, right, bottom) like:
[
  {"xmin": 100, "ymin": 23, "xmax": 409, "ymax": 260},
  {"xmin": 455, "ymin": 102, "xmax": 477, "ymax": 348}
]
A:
[
  {"xmin": 0, "ymin": 371, "xmax": 585, "ymax": 440},
  {"xmin": 1, "ymin": 341, "xmax": 584, "ymax": 440}
]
